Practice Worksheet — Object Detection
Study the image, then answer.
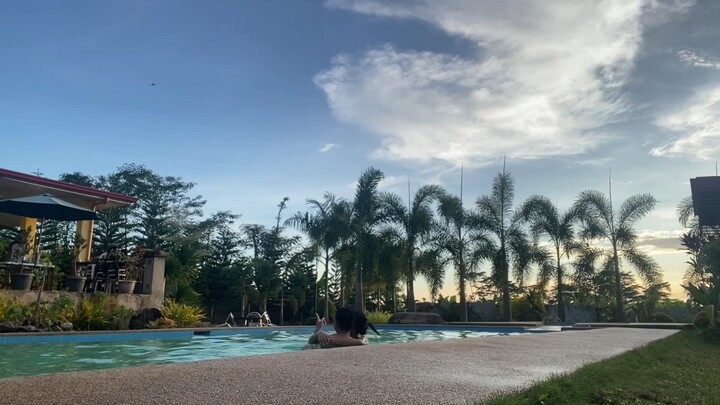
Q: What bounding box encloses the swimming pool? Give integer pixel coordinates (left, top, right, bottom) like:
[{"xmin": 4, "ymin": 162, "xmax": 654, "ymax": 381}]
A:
[{"xmin": 0, "ymin": 326, "xmax": 539, "ymax": 379}]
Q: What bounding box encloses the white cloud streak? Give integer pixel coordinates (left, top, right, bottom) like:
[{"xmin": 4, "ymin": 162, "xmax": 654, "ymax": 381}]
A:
[
  {"xmin": 318, "ymin": 143, "xmax": 339, "ymax": 153},
  {"xmin": 650, "ymin": 85, "xmax": 720, "ymax": 159},
  {"xmin": 317, "ymin": 0, "xmax": 690, "ymax": 167},
  {"xmin": 677, "ymin": 49, "xmax": 720, "ymax": 69}
]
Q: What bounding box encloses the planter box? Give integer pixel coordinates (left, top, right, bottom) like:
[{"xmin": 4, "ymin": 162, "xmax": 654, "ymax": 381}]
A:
[
  {"xmin": 66, "ymin": 276, "xmax": 86, "ymax": 293},
  {"xmin": 10, "ymin": 273, "xmax": 34, "ymax": 291},
  {"xmin": 117, "ymin": 280, "xmax": 137, "ymax": 294}
]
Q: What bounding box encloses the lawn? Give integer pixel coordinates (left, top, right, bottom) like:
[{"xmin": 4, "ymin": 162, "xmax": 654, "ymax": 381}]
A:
[{"xmin": 487, "ymin": 329, "xmax": 720, "ymax": 405}]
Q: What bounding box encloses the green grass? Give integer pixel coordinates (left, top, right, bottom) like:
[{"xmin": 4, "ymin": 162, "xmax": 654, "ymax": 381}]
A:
[{"xmin": 486, "ymin": 330, "xmax": 720, "ymax": 405}]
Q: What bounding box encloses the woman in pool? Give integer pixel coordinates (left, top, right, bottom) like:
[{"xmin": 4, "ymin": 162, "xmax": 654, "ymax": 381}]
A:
[{"xmin": 307, "ymin": 307, "xmax": 378, "ymax": 349}]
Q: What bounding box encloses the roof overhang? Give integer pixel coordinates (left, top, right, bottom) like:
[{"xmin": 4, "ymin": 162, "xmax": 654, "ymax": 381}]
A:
[
  {"xmin": 0, "ymin": 168, "xmax": 137, "ymax": 228},
  {"xmin": 690, "ymin": 176, "xmax": 720, "ymax": 227}
]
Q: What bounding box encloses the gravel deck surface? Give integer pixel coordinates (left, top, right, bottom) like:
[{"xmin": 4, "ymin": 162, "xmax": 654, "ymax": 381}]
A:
[{"xmin": 0, "ymin": 328, "xmax": 677, "ymax": 405}]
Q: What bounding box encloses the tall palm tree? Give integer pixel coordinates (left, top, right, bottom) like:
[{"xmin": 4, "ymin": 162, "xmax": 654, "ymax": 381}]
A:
[
  {"xmin": 476, "ymin": 169, "xmax": 541, "ymax": 321},
  {"xmin": 285, "ymin": 193, "xmax": 351, "ymax": 319},
  {"xmin": 574, "ymin": 190, "xmax": 661, "ymax": 322},
  {"xmin": 381, "ymin": 184, "xmax": 445, "ymax": 312},
  {"xmin": 351, "ymin": 168, "xmax": 385, "ymax": 311},
  {"xmin": 435, "ymin": 194, "xmax": 487, "ymax": 321},
  {"xmin": 521, "ymin": 196, "xmax": 579, "ymax": 322}
]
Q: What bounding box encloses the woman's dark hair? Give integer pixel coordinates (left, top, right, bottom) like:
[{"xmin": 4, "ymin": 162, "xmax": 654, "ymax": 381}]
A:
[
  {"xmin": 351, "ymin": 310, "xmax": 380, "ymax": 337},
  {"xmin": 334, "ymin": 307, "xmax": 355, "ymax": 332}
]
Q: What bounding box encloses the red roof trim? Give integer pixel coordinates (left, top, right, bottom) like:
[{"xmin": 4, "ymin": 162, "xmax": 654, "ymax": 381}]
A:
[{"xmin": 0, "ymin": 168, "xmax": 138, "ymax": 203}]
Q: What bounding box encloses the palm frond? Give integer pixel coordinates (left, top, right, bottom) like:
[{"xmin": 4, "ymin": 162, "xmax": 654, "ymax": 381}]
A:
[
  {"xmin": 622, "ymin": 247, "xmax": 661, "ymax": 285},
  {"xmin": 617, "ymin": 194, "xmax": 657, "ymax": 228}
]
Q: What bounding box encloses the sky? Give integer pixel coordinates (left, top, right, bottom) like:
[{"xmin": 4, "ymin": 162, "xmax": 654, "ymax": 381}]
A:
[{"xmin": 2, "ymin": 0, "xmax": 720, "ymax": 300}]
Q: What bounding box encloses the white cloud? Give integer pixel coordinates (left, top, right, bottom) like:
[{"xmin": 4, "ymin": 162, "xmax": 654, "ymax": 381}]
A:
[
  {"xmin": 677, "ymin": 49, "xmax": 720, "ymax": 69},
  {"xmin": 650, "ymin": 85, "xmax": 720, "ymax": 159},
  {"xmin": 318, "ymin": 143, "xmax": 339, "ymax": 153},
  {"xmin": 636, "ymin": 229, "xmax": 684, "ymax": 254},
  {"xmin": 317, "ymin": 0, "xmax": 690, "ymax": 167},
  {"xmin": 575, "ymin": 157, "xmax": 616, "ymax": 166}
]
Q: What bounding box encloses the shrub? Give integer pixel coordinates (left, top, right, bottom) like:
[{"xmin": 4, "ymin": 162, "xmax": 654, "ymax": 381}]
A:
[
  {"xmin": 365, "ymin": 310, "xmax": 392, "ymax": 324},
  {"xmin": 651, "ymin": 312, "xmax": 676, "ymax": 323},
  {"xmin": 71, "ymin": 293, "xmax": 113, "ymax": 330},
  {"xmin": 0, "ymin": 293, "xmax": 32, "ymax": 324},
  {"xmin": 110, "ymin": 306, "xmax": 136, "ymax": 330},
  {"xmin": 694, "ymin": 311, "xmax": 710, "ymax": 328},
  {"xmin": 160, "ymin": 299, "xmax": 204, "ymax": 328}
]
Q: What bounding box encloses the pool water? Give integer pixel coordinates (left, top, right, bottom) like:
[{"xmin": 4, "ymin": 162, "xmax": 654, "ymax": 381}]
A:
[{"xmin": 0, "ymin": 327, "xmax": 527, "ymax": 379}]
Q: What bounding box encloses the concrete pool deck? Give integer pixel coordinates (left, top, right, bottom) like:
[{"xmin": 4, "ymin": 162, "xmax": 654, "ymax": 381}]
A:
[{"xmin": 0, "ymin": 327, "xmax": 677, "ymax": 404}]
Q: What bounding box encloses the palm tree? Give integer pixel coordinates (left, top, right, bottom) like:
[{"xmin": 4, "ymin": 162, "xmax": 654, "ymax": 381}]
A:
[
  {"xmin": 476, "ymin": 169, "xmax": 541, "ymax": 321},
  {"xmin": 521, "ymin": 196, "xmax": 579, "ymax": 322},
  {"xmin": 381, "ymin": 184, "xmax": 445, "ymax": 312},
  {"xmin": 285, "ymin": 192, "xmax": 351, "ymax": 319},
  {"xmin": 350, "ymin": 168, "xmax": 385, "ymax": 311},
  {"xmin": 574, "ymin": 190, "xmax": 661, "ymax": 322},
  {"xmin": 435, "ymin": 194, "xmax": 486, "ymax": 321}
]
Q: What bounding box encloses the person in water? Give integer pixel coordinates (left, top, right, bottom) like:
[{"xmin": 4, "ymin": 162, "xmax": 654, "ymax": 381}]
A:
[{"xmin": 308, "ymin": 307, "xmax": 379, "ymax": 348}]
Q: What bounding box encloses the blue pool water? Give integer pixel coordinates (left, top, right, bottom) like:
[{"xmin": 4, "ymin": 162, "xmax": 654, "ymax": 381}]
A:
[{"xmin": 0, "ymin": 326, "xmax": 535, "ymax": 378}]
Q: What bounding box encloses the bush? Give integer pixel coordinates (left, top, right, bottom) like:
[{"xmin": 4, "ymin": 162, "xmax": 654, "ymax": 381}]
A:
[
  {"xmin": 110, "ymin": 306, "xmax": 136, "ymax": 330},
  {"xmin": 694, "ymin": 311, "xmax": 710, "ymax": 328},
  {"xmin": 651, "ymin": 312, "xmax": 676, "ymax": 323},
  {"xmin": 0, "ymin": 293, "xmax": 32, "ymax": 324},
  {"xmin": 160, "ymin": 299, "xmax": 204, "ymax": 328},
  {"xmin": 365, "ymin": 310, "xmax": 392, "ymax": 324},
  {"xmin": 71, "ymin": 293, "xmax": 113, "ymax": 330}
]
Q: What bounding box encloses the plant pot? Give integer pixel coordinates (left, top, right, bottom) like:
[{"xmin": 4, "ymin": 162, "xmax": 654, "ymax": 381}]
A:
[
  {"xmin": 117, "ymin": 280, "xmax": 137, "ymax": 294},
  {"xmin": 10, "ymin": 273, "xmax": 34, "ymax": 291},
  {"xmin": 133, "ymin": 281, "xmax": 144, "ymax": 294},
  {"xmin": 66, "ymin": 276, "xmax": 86, "ymax": 293}
]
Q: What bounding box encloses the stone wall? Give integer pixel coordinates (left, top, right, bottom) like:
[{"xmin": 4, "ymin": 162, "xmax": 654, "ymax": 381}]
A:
[{"xmin": 5, "ymin": 290, "xmax": 162, "ymax": 311}]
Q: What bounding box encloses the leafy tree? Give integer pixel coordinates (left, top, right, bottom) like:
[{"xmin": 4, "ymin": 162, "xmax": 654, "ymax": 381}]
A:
[
  {"xmin": 381, "ymin": 184, "xmax": 445, "ymax": 312},
  {"xmin": 476, "ymin": 169, "xmax": 544, "ymax": 321},
  {"xmin": 574, "ymin": 190, "xmax": 661, "ymax": 322},
  {"xmin": 521, "ymin": 196, "xmax": 580, "ymax": 322},
  {"xmin": 350, "ymin": 168, "xmax": 386, "ymax": 311},
  {"xmin": 285, "ymin": 193, "xmax": 351, "ymax": 318},
  {"xmin": 435, "ymin": 194, "xmax": 486, "ymax": 321}
]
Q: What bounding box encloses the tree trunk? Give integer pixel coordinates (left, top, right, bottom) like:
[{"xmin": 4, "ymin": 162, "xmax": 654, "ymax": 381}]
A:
[
  {"xmin": 354, "ymin": 242, "xmax": 364, "ymax": 312},
  {"xmin": 459, "ymin": 261, "xmax": 468, "ymax": 322},
  {"xmin": 407, "ymin": 236, "xmax": 416, "ymax": 312},
  {"xmin": 210, "ymin": 304, "xmax": 215, "ymax": 325},
  {"xmin": 556, "ymin": 245, "xmax": 566, "ymax": 323},
  {"xmin": 613, "ymin": 243, "xmax": 625, "ymax": 322},
  {"xmin": 263, "ymin": 295, "xmax": 268, "ymax": 313},
  {"xmin": 501, "ymin": 247, "xmax": 512, "ymax": 321},
  {"xmin": 324, "ymin": 253, "xmax": 330, "ymax": 320}
]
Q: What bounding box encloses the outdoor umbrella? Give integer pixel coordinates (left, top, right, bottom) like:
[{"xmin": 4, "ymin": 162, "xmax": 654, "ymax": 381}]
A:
[
  {"xmin": 0, "ymin": 193, "xmax": 98, "ymax": 320},
  {"xmin": 0, "ymin": 193, "xmax": 98, "ymax": 222}
]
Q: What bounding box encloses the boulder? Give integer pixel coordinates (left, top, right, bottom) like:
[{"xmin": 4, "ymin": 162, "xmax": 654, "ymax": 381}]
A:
[
  {"xmin": 388, "ymin": 312, "xmax": 445, "ymax": 325},
  {"xmin": 129, "ymin": 308, "xmax": 162, "ymax": 330},
  {"xmin": 0, "ymin": 324, "xmax": 38, "ymax": 333}
]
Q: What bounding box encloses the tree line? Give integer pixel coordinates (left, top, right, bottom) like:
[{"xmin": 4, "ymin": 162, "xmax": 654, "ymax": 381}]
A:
[{"xmin": 1, "ymin": 163, "xmax": 676, "ymax": 324}]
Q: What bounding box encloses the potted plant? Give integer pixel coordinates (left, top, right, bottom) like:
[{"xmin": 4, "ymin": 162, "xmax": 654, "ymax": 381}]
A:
[
  {"xmin": 66, "ymin": 234, "xmax": 88, "ymax": 293},
  {"xmin": 117, "ymin": 244, "xmax": 145, "ymax": 294},
  {"xmin": 10, "ymin": 227, "xmax": 34, "ymax": 291}
]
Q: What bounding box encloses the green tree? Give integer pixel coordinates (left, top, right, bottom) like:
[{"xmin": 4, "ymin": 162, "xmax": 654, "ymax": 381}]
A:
[
  {"xmin": 476, "ymin": 169, "xmax": 542, "ymax": 321},
  {"xmin": 381, "ymin": 184, "xmax": 445, "ymax": 312},
  {"xmin": 574, "ymin": 190, "xmax": 661, "ymax": 322},
  {"xmin": 521, "ymin": 196, "xmax": 580, "ymax": 322},
  {"xmin": 285, "ymin": 193, "xmax": 351, "ymax": 319},
  {"xmin": 350, "ymin": 168, "xmax": 385, "ymax": 312},
  {"xmin": 435, "ymin": 194, "xmax": 485, "ymax": 321}
]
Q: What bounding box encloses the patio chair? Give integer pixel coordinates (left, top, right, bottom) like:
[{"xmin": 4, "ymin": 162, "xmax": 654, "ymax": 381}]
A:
[{"xmin": 246, "ymin": 311, "xmax": 263, "ymax": 327}]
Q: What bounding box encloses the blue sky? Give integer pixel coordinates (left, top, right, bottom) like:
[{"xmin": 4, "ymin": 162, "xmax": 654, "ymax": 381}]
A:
[{"xmin": 2, "ymin": 1, "xmax": 720, "ymax": 299}]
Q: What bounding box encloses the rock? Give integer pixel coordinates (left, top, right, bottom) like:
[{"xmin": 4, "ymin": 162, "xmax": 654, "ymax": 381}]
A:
[
  {"xmin": 129, "ymin": 308, "xmax": 162, "ymax": 330},
  {"xmin": 388, "ymin": 312, "xmax": 446, "ymax": 325},
  {"xmin": 0, "ymin": 324, "xmax": 38, "ymax": 333},
  {"xmin": 60, "ymin": 322, "xmax": 73, "ymax": 331}
]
